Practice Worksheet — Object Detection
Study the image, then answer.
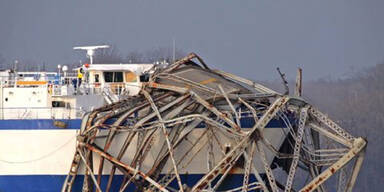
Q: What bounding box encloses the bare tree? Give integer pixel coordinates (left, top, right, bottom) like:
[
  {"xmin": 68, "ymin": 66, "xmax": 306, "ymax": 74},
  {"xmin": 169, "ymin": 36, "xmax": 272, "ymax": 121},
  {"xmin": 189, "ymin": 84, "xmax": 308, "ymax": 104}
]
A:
[
  {"xmin": 125, "ymin": 46, "xmax": 186, "ymax": 64},
  {"xmin": 143, "ymin": 46, "xmax": 185, "ymax": 63},
  {"xmin": 302, "ymin": 63, "xmax": 384, "ymax": 191},
  {"xmin": 0, "ymin": 53, "xmax": 8, "ymax": 69},
  {"xmin": 125, "ymin": 51, "xmax": 144, "ymax": 63},
  {"xmin": 93, "ymin": 45, "xmax": 124, "ymax": 64}
]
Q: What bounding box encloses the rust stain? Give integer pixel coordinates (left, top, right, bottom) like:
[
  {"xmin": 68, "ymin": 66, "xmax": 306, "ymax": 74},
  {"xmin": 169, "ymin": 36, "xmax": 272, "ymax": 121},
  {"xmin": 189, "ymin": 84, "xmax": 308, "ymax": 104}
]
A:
[{"xmin": 199, "ymin": 78, "xmax": 217, "ymax": 85}]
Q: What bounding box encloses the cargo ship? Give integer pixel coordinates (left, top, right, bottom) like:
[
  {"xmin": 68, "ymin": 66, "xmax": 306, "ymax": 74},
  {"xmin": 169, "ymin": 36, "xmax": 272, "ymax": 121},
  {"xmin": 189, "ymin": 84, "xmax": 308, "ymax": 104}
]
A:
[{"xmin": 0, "ymin": 46, "xmax": 367, "ymax": 192}]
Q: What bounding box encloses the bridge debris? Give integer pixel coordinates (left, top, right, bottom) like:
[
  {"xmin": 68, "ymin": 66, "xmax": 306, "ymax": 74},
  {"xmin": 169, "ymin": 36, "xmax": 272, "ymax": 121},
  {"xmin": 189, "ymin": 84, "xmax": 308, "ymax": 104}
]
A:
[{"xmin": 62, "ymin": 53, "xmax": 367, "ymax": 192}]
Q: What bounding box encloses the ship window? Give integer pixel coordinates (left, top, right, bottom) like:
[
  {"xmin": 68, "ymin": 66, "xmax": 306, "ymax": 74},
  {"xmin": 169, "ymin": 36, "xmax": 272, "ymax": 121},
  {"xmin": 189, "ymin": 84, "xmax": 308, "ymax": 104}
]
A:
[
  {"xmin": 114, "ymin": 72, "xmax": 123, "ymax": 82},
  {"xmin": 104, "ymin": 72, "xmax": 123, "ymax": 83},
  {"xmin": 140, "ymin": 74, "xmax": 150, "ymax": 82},
  {"xmin": 125, "ymin": 72, "xmax": 137, "ymax": 82},
  {"xmin": 95, "ymin": 74, "xmax": 100, "ymax": 83},
  {"xmin": 52, "ymin": 101, "xmax": 65, "ymax": 108}
]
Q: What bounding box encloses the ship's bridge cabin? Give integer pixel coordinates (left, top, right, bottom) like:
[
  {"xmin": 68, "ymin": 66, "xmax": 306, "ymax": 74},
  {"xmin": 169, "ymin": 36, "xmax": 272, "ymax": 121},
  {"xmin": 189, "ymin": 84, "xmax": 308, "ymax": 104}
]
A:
[
  {"xmin": 0, "ymin": 64, "xmax": 156, "ymax": 120},
  {"xmin": 83, "ymin": 64, "xmax": 154, "ymax": 96}
]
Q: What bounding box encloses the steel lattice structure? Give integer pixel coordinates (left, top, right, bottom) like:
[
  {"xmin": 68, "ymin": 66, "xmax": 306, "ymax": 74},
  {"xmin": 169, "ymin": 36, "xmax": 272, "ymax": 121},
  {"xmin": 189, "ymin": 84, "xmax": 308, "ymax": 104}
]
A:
[{"xmin": 62, "ymin": 53, "xmax": 367, "ymax": 192}]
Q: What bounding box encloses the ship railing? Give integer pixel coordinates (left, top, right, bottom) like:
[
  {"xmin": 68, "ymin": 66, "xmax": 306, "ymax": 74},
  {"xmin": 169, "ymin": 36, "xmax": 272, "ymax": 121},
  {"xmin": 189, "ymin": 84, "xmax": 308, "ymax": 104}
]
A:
[
  {"xmin": 1, "ymin": 77, "xmax": 132, "ymax": 96},
  {"xmin": 0, "ymin": 106, "xmax": 87, "ymax": 120},
  {"xmin": 50, "ymin": 82, "xmax": 108, "ymax": 96},
  {"xmin": 0, "ymin": 74, "xmax": 78, "ymax": 88},
  {"xmin": 66, "ymin": 83, "xmax": 129, "ymax": 96}
]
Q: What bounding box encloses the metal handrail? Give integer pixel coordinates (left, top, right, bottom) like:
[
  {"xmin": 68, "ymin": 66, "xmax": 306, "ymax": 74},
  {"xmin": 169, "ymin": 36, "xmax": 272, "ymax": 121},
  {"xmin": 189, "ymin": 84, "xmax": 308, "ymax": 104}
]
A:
[{"xmin": 0, "ymin": 106, "xmax": 87, "ymax": 120}]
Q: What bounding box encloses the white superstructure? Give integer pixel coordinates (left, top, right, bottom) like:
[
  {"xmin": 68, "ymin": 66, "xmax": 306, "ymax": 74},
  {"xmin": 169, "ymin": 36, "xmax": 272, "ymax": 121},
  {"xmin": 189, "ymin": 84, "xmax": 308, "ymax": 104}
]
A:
[
  {"xmin": 0, "ymin": 63, "xmax": 155, "ymax": 119},
  {"xmin": 0, "ymin": 63, "xmax": 158, "ymax": 191}
]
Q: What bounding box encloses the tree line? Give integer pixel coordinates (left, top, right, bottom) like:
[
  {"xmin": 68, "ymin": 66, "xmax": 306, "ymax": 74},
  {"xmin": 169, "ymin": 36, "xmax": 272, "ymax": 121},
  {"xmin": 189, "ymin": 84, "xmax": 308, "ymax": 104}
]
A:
[
  {"xmin": 303, "ymin": 64, "xmax": 383, "ymax": 191},
  {"xmin": 0, "ymin": 46, "xmax": 186, "ymax": 71}
]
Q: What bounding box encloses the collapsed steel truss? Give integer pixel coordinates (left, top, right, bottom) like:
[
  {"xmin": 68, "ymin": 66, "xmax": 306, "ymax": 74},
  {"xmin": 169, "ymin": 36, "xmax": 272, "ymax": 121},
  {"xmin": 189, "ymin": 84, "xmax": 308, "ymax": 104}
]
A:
[{"xmin": 62, "ymin": 53, "xmax": 367, "ymax": 192}]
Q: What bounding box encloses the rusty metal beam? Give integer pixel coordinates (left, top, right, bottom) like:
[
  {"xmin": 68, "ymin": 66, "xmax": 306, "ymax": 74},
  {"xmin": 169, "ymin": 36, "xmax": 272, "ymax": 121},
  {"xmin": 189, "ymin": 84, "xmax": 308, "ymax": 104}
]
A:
[
  {"xmin": 344, "ymin": 148, "xmax": 366, "ymax": 192},
  {"xmin": 143, "ymin": 90, "xmax": 185, "ymax": 192},
  {"xmin": 295, "ymin": 68, "xmax": 302, "ymax": 97},
  {"xmin": 300, "ymin": 137, "xmax": 367, "ymax": 192},
  {"xmin": 191, "ymin": 96, "xmax": 289, "ymax": 191},
  {"xmin": 82, "ymin": 142, "xmax": 169, "ymax": 192},
  {"xmin": 285, "ymin": 106, "xmax": 309, "ymax": 192}
]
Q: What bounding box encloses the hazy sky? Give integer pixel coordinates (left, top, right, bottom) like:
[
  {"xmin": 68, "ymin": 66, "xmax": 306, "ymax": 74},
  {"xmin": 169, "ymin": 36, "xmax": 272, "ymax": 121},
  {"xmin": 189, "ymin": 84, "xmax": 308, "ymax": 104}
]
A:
[{"xmin": 0, "ymin": 0, "xmax": 383, "ymax": 80}]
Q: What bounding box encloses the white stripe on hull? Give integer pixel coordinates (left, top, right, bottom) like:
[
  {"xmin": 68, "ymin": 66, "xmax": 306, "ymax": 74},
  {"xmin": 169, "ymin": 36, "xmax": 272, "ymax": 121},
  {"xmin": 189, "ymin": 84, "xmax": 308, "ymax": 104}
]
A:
[
  {"xmin": 0, "ymin": 128, "xmax": 286, "ymax": 175},
  {"xmin": 0, "ymin": 130, "xmax": 77, "ymax": 175}
]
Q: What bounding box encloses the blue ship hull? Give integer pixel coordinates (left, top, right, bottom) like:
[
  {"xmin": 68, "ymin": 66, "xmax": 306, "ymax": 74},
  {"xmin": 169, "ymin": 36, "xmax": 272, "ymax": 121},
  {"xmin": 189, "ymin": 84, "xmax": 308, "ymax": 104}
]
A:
[{"xmin": 0, "ymin": 117, "xmax": 293, "ymax": 192}]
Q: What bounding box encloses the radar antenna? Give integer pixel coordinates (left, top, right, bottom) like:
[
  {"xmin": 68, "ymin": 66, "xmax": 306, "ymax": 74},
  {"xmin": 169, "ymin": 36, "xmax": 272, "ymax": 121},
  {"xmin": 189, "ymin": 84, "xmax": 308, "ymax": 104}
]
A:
[{"xmin": 73, "ymin": 45, "xmax": 109, "ymax": 64}]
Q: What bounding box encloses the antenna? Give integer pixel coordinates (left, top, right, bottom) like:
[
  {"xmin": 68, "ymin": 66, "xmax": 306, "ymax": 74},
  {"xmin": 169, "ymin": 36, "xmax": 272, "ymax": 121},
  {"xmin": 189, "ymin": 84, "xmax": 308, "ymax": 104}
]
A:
[
  {"xmin": 172, "ymin": 38, "xmax": 175, "ymax": 63},
  {"xmin": 73, "ymin": 45, "xmax": 109, "ymax": 64}
]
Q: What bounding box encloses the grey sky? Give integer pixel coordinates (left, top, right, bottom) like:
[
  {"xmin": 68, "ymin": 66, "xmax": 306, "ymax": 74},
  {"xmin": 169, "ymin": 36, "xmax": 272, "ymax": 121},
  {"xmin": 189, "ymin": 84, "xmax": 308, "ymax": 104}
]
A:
[{"xmin": 0, "ymin": 0, "xmax": 383, "ymax": 80}]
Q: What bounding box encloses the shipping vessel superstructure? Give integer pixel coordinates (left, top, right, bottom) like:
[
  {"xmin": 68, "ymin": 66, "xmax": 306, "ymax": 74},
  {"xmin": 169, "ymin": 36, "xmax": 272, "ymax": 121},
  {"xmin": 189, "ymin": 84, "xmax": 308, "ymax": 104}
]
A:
[{"xmin": 0, "ymin": 63, "xmax": 158, "ymax": 191}]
